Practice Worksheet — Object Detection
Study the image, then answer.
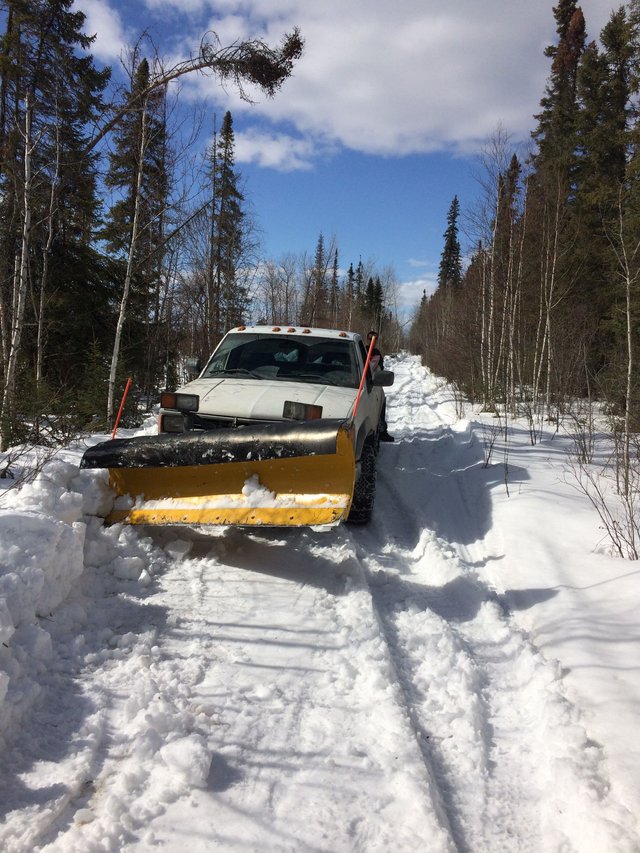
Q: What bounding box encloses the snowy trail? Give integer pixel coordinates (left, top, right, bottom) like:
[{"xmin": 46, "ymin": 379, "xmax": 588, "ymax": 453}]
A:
[
  {"xmin": 1, "ymin": 355, "xmax": 638, "ymax": 851},
  {"xmin": 0, "ymin": 525, "xmax": 457, "ymax": 851},
  {"xmin": 137, "ymin": 527, "xmax": 456, "ymax": 852},
  {"xmin": 348, "ymin": 357, "xmax": 636, "ymax": 852}
]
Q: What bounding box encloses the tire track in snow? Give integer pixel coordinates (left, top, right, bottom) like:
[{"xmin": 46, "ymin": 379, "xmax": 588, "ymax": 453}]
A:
[
  {"xmin": 132, "ymin": 526, "xmax": 458, "ymax": 852},
  {"xmin": 348, "ymin": 355, "xmax": 638, "ymax": 852}
]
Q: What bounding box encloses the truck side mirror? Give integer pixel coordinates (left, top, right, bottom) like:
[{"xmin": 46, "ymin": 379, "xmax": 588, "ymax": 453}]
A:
[{"xmin": 372, "ymin": 369, "xmax": 394, "ymax": 387}]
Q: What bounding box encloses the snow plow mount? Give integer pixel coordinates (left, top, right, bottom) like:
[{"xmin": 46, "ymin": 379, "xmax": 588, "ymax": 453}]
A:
[{"xmin": 80, "ymin": 419, "xmax": 356, "ymax": 527}]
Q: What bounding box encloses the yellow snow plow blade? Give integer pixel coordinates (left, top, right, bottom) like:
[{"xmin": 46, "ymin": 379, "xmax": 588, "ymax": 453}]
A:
[{"xmin": 81, "ymin": 420, "xmax": 356, "ymax": 527}]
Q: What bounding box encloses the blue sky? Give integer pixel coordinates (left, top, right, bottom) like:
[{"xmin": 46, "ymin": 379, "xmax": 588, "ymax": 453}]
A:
[{"xmin": 78, "ymin": 0, "xmax": 618, "ymax": 316}]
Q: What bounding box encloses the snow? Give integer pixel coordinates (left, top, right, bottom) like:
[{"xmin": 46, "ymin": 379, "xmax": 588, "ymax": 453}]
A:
[
  {"xmin": 0, "ymin": 354, "xmax": 639, "ymax": 851},
  {"xmin": 123, "ymin": 472, "xmax": 351, "ymax": 512}
]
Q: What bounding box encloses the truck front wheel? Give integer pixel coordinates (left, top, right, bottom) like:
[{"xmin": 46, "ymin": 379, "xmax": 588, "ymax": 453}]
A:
[{"xmin": 347, "ymin": 440, "xmax": 376, "ymax": 524}]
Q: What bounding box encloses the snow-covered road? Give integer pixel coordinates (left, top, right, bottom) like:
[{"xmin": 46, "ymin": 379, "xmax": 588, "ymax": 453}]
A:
[{"xmin": 0, "ymin": 355, "xmax": 638, "ymax": 851}]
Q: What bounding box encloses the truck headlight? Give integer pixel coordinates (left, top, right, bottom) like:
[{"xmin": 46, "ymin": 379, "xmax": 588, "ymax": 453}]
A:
[
  {"xmin": 160, "ymin": 391, "xmax": 199, "ymax": 411},
  {"xmin": 283, "ymin": 401, "xmax": 323, "ymax": 420},
  {"xmin": 159, "ymin": 413, "xmax": 186, "ymax": 433}
]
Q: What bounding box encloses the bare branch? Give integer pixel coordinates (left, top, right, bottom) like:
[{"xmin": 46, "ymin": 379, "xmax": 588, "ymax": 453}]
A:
[{"xmin": 83, "ymin": 29, "xmax": 304, "ymax": 157}]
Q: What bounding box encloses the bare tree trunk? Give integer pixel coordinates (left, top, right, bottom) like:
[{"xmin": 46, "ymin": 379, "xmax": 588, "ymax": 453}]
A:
[
  {"xmin": 610, "ymin": 187, "xmax": 639, "ymax": 496},
  {"xmin": 531, "ymin": 183, "xmax": 560, "ymax": 435},
  {"xmin": 0, "ymin": 253, "xmax": 19, "ymax": 374},
  {"xmin": 532, "ymin": 212, "xmax": 548, "ymax": 422},
  {"xmin": 0, "ymin": 94, "xmax": 33, "ymax": 450},
  {"xmin": 493, "ymin": 214, "xmax": 515, "ymax": 405},
  {"xmin": 510, "ymin": 182, "xmax": 528, "ymax": 408},
  {"xmin": 480, "ymin": 250, "xmax": 491, "ymax": 408},
  {"xmin": 206, "ymin": 118, "xmax": 218, "ymax": 351},
  {"xmin": 107, "ymin": 104, "xmax": 149, "ymax": 425},
  {"xmin": 142, "ymin": 84, "xmax": 169, "ymax": 405},
  {"xmin": 623, "ymin": 246, "xmax": 634, "ymax": 498},
  {"xmin": 36, "ymin": 114, "xmax": 61, "ymax": 389},
  {"xmin": 543, "ymin": 184, "xmax": 562, "ymax": 423},
  {"xmin": 486, "ymin": 191, "xmax": 500, "ymax": 408}
]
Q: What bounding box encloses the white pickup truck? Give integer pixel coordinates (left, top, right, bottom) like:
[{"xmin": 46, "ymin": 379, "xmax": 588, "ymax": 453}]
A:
[{"xmin": 159, "ymin": 325, "xmax": 394, "ymax": 524}]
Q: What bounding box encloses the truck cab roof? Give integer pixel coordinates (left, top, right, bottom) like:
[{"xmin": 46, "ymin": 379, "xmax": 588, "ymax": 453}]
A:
[{"xmin": 229, "ymin": 325, "xmax": 362, "ymax": 343}]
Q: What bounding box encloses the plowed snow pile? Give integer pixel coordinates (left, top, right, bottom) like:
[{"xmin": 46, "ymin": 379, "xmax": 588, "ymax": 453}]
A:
[{"xmin": 0, "ymin": 354, "xmax": 638, "ymax": 851}]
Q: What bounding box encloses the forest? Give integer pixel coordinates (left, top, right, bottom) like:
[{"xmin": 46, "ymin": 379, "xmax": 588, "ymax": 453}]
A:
[
  {"xmin": 0, "ymin": 0, "xmax": 309, "ymax": 450},
  {"xmin": 408, "ymin": 1, "xmax": 640, "ymax": 557},
  {"xmin": 411, "ymin": 2, "xmax": 640, "ymax": 451}
]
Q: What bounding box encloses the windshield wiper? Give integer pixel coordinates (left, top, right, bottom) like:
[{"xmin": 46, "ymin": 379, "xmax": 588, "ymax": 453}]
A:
[
  {"xmin": 220, "ymin": 368, "xmax": 265, "ymax": 379},
  {"xmin": 204, "ymin": 368, "xmax": 265, "ymax": 379}
]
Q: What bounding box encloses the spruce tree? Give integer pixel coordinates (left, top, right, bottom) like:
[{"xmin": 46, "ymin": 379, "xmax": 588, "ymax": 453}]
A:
[
  {"xmin": 330, "ymin": 249, "xmax": 339, "ymax": 327},
  {"xmin": 211, "ymin": 110, "xmax": 247, "ymax": 331},
  {"xmin": 303, "ymin": 233, "xmax": 330, "ymax": 325},
  {"xmin": 523, "ymin": 1, "xmax": 587, "ymax": 416},
  {"xmin": 102, "ymin": 53, "xmax": 169, "ymax": 421},
  {"xmin": 573, "ymin": 9, "xmax": 634, "ymax": 376},
  {"xmin": 533, "ymin": 0, "xmax": 586, "ymax": 172},
  {"xmin": 437, "ymin": 196, "xmax": 462, "ymax": 290},
  {"xmin": 345, "ymin": 262, "xmax": 355, "ymax": 327},
  {"xmin": 354, "ymin": 259, "xmax": 365, "ymax": 318},
  {"xmin": 103, "ymin": 57, "xmax": 167, "ymax": 260}
]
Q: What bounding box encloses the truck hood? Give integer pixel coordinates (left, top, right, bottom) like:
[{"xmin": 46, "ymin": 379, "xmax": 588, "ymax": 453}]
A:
[{"xmin": 179, "ymin": 377, "xmax": 357, "ymax": 421}]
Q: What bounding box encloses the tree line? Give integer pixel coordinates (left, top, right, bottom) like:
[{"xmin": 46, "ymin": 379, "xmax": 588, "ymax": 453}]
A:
[
  {"xmin": 254, "ymin": 233, "xmax": 401, "ymax": 346},
  {"xmin": 410, "ymin": 0, "xmax": 640, "ymax": 557},
  {"xmin": 411, "ymin": 0, "xmax": 640, "ymax": 439}
]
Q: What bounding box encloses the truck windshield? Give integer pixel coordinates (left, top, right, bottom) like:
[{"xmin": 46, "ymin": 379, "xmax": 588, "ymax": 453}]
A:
[{"xmin": 202, "ymin": 334, "xmax": 359, "ymax": 388}]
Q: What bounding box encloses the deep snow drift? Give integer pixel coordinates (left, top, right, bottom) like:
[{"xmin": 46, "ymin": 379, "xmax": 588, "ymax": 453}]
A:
[{"xmin": 0, "ymin": 354, "xmax": 638, "ymax": 851}]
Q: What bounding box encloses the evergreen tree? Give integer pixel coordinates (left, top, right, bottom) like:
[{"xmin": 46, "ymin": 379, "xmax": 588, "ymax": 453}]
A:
[
  {"xmin": 302, "ymin": 233, "xmax": 331, "ymax": 325},
  {"xmin": 573, "ymin": 9, "xmax": 634, "ymax": 374},
  {"xmin": 365, "ymin": 277, "xmax": 375, "ymax": 320},
  {"xmin": 533, "ymin": 0, "xmax": 586, "ymax": 172},
  {"xmin": 0, "ymin": 0, "xmax": 109, "ymax": 446},
  {"xmin": 211, "ymin": 110, "xmax": 247, "ymax": 332},
  {"xmin": 374, "ymin": 277, "xmax": 384, "ymax": 328},
  {"xmin": 575, "ymin": 11, "xmax": 631, "ymax": 215},
  {"xmin": 437, "ymin": 195, "xmax": 462, "ymax": 289},
  {"xmin": 523, "ymin": 0, "xmax": 588, "ymax": 416},
  {"xmin": 363, "ymin": 275, "xmax": 384, "ymax": 330},
  {"xmin": 102, "ymin": 54, "xmax": 168, "ymax": 396},
  {"xmin": 345, "ymin": 262, "xmax": 355, "ymax": 327},
  {"xmin": 409, "ymin": 290, "xmax": 429, "ymax": 357},
  {"xmin": 355, "ymin": 259, "xmax": 365, "ymax": 315},
  {"xmin": 330, "ymin": 249, "xmax": 339, "ymax": 327}
]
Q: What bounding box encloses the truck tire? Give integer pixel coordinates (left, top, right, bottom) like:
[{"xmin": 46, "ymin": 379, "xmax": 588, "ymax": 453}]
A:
[{"xmin": 347, "ymin": 440, "xmax": 376, "ymax": 524}]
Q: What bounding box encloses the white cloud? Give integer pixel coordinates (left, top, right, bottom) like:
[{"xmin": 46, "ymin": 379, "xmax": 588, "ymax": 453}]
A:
[
  {"xmin": 200, "ymin": 13, "xmax": 251, "ymax": 45},
  {"xmin": 234, "ymin": 129, "xmax": 317, "ymax": 171},
  {"xmin": 397, "ymin": 274, "xmax": 437, "ymax": 318},
  {"xmin": 155, "ymin": 0, "xmax": 618, "ymax": 158},
  {"xmin": 145, "ymin": 0, "xmax": 207, "ymax": 11},
  {"xmin": 77, "ymin": 0, "xmax": 129, "ymax": 62},
  {"xmin": 95, "ymin": 0, "xmax": 618, "ymax": 161},
  {"xmin": 408, "ymin": 257, "xmax": 433, "ymax": 270}
]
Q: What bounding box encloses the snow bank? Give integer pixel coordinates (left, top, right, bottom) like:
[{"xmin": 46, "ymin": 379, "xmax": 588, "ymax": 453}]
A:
[{"xmin": 0, "ymin": 458, "xmax": 120, "ymax": 745}]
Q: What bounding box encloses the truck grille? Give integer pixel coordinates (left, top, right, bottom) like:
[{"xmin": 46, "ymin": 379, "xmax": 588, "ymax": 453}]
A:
[{"xmin": 190, "ymin": 413, "xmax": 278, "ymax": 431}]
